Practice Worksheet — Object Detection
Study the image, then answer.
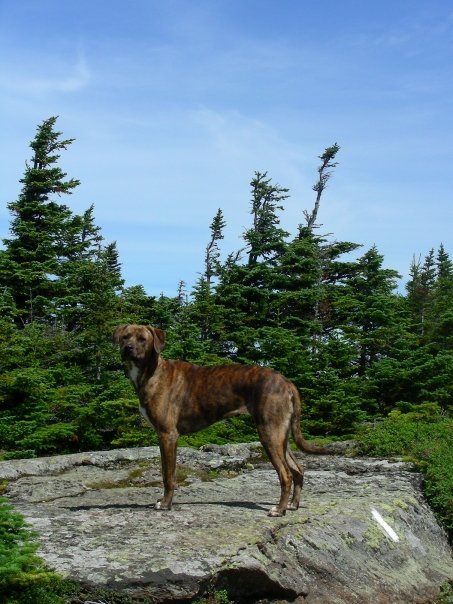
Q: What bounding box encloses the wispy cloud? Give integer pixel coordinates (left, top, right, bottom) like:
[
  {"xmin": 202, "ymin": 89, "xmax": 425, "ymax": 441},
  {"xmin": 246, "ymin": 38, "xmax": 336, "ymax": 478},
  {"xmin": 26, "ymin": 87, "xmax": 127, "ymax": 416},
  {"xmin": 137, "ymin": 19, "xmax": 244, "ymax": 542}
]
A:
[
  {"xmin": 0, "ymin": 53, "xmax": 90, "ymax": 95},
  {"xmin": 1, "ymin": 0, "xmax": 452, "ymax": 295}
]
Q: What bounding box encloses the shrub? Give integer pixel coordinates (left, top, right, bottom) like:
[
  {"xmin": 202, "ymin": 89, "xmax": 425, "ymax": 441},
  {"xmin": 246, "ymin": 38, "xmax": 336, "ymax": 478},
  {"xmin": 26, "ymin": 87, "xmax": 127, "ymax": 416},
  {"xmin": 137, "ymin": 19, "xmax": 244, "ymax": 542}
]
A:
[
  {"xmin": 0, "ymin": 497, "xmax": 65, "ymax": 603},
  {"xmin": 357, "ymin": 413, "xmax": 453, "ymax": 535}
]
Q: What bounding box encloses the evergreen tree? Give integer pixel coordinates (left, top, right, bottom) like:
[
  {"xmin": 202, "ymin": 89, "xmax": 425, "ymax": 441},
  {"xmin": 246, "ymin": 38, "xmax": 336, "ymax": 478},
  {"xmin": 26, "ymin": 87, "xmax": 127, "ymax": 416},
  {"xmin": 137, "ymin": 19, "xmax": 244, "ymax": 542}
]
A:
[
  {"xmin": 119, "ymin": 285, "xmax": 157, "ymax": 324},
  {"xmin": 335, "ymin": 246, "xmax": 401, "ymax": 376},
  {"xmin": 212, "ymin": 173, "xmax": 291, "ymax": 362},
  {"xmin": 0, "ymin": 118, "xmax": 131, "ymax": 457},
  {"xmin": 204, "ymin": 208, "xmax": 226, "ymax": 288},
  {"xmin": 406, "ymin": 249, "xmax": 436, "ymax": 338},
  {"xmin": 0, "ymin": 497, "xmax": 61, "ymax": 600},
  {"xmin": 303, "ymin": 143, "xmax": 340, "ymax": 229},
  {"xmin": 4, "ymin": 120, "xmax": 451, "ymax": 454},
  {"xmin": 189, "ymin": 209, "xmax": 227, "ymax": 349},
  {"xmin": 245, "ymin": 171, "xmax": 289, "ymax": 266},
  {"xmin": 0, "ymin": 117, "xmax": 80, "ymax": 325},
  {"xmin": 428, "ymin": 245, "xmax": 453, "ymax": 351},
  {"xmin": 272, "ymin": 227, "xmax": 323, "ymax": 340},
  {"xmin": 75, "ymin": 243, "xmax": 124, "ymax": 380}
]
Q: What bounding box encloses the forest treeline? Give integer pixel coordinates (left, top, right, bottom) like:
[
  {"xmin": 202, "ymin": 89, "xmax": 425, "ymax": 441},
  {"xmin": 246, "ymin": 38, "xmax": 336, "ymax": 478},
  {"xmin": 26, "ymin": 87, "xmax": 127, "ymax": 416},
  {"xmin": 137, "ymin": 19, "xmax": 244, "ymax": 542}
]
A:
[
  {"xmin": 1, "ymin": 117, "xmax": 452, "ymax": 604},
  {"xmin": 0, "ymin": 117, "xmax": 452, "ymax": 459}
]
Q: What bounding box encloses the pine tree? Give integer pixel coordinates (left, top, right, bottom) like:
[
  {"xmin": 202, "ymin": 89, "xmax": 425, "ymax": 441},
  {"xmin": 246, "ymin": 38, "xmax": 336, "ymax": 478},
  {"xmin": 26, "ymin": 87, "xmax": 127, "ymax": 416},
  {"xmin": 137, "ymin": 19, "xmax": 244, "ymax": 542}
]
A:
[
  {"xmin": 119, "ymin": 285, "xmax": 157, "ymax": 324},
  {"xmin": 1, "ymin": 117, "xmax": 80, "ymax": 325},
  {"xmin": 406, "ymin": 249, "xmax": 436, "ymax": 338},
  {"xmin": 245, "ymin": 172, "xmax": 289, "ymax": 266},
  {"xmin": 211, "ymin": 173, "xmax": 290, "ymax": 362},
  {"xmin": 187, "ymin": 209, "xmax": 227, "ymax": 351},
  {"xmin": 303, "ymin": 143, "xmax": 340, "ymax": 229},
  {"xmin": 204, "ymin": 208, "xmax": 226, "ymax": 288},
  {"xmin": 428, "ymin": 245, "xmax": 453, "ymax": 351},
  {"xmin": 272, "ymin": 227, "xmax": 323, "ymax": 339},
  {"xmin": 336, "ymin": 245, "xmax": 401, "ymax": 376}
]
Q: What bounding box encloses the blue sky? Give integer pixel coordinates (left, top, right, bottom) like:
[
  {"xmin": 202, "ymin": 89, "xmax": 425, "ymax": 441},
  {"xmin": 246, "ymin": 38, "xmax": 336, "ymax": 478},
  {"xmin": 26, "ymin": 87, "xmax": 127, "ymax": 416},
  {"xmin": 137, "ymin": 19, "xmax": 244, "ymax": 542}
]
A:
[{"xmin": 1, "ymin": 0, "xmax": 452, "ymax": 296}]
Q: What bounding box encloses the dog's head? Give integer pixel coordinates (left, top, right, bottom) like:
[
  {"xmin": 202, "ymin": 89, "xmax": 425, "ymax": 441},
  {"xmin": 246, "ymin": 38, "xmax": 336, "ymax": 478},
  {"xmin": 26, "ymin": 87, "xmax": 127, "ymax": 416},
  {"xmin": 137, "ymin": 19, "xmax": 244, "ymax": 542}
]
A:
[{"xmin": 113, "ymin": 324, "xmax": 166, "ymax": 364}]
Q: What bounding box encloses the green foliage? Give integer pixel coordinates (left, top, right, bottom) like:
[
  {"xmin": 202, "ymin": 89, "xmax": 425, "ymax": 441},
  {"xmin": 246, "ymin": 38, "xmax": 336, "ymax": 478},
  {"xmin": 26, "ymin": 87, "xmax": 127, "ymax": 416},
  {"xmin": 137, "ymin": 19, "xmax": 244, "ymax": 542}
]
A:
[
  {"xmin": 436, "ymin": 581, "xmax": 453, "ymax": 604},
  {"xmin": 179, "ymin": 417, "xmax": 258, "ymax": 448},
  {"xmin": 194, "ymin": 589, "xmax": 234, "ymax": 604},
  {"xmin": 357, "ymin": 413, "xmax": 453, "ymax": 534},
  {"xmin": 1, "ymin": 120, "xmax": 452, "ymax": 530},
  {"xmin": 0, "ymin": 497, "xmax": 66, "ymax": 603},
  {"xmin": 1, "ymin": 117, "xmax": 80, "ymax": 325}
]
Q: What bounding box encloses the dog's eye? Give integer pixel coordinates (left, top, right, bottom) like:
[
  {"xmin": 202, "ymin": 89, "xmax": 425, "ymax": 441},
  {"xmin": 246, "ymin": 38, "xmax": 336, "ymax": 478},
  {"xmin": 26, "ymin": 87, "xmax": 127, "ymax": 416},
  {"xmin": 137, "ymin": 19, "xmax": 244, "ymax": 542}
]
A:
[{"xmin": 138, "ymin": 335, "xmax": 146, "ymax": 342}]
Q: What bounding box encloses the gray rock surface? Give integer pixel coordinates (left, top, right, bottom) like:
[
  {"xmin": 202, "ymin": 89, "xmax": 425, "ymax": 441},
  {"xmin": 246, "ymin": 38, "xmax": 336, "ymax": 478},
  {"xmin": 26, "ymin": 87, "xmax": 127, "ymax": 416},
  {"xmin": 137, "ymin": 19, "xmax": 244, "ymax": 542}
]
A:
[{"xmin": 1, "ymin": 443, "xmax": 452, "ymax": 603}]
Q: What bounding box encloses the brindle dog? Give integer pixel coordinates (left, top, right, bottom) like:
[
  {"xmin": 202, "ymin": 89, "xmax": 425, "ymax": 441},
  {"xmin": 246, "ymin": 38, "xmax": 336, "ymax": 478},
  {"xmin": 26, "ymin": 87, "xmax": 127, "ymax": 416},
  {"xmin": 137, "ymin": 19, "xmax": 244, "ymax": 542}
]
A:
[{"xmin": 113, "ymin": 324, "xmax": 327, "ymax": 516}]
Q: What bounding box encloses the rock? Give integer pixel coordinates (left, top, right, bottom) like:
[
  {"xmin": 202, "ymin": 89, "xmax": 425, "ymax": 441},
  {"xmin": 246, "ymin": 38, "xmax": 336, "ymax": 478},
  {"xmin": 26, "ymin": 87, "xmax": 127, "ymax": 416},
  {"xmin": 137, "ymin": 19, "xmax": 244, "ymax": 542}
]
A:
[
  {"xmin": 323, "ymin": 439, "xmax": 357, "ymax": 455},
  {"xmin": 0, "ymin": 443, "xmax": 452, "ymax": 603}
]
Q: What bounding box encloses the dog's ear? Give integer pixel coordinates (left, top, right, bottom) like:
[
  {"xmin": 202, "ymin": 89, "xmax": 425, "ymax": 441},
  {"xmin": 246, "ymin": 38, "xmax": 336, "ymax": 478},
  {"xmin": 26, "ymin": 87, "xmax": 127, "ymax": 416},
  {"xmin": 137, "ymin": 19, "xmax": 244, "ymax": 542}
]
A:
[
  {"xmin": 146, "ymin": 326, "xmax": 166, "ymax": 353},
  {"xmin": 113, "ymin": 325, "xmax": 127, "ymax": 345}
]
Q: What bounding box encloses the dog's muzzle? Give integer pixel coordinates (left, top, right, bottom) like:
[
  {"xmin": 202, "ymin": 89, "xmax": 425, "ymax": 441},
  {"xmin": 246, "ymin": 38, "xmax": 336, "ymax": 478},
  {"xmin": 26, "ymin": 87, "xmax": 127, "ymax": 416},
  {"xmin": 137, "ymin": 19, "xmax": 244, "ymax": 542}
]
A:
[{"xmin": 121, "ymin": 344, "xmax": 135, "ymax": 359}]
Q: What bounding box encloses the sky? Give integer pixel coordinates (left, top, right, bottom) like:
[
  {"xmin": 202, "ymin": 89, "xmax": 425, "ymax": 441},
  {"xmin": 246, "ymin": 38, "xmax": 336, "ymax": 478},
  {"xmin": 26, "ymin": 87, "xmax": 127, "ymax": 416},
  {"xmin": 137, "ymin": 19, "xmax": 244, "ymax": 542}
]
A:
[{"xmin": 1, "ymin": 0, "xmax": 452, "ymax": 296}]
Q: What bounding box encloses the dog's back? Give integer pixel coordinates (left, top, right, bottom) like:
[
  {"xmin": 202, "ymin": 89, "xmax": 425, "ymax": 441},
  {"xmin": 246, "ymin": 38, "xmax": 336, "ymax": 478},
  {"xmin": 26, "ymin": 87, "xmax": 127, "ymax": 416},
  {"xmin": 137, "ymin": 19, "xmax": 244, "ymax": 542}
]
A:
[{"xmin": 159, "ymin": 360, "xmax": 292, "ymax": 434}]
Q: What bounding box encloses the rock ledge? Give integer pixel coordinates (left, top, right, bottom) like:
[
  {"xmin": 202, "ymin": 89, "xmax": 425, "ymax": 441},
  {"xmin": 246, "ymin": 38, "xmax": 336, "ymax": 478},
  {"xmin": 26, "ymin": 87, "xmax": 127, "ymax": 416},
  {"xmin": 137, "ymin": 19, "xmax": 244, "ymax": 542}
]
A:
[{"xmin": 1, "ymin": 444, "xmax": 452, "ymax": 603}]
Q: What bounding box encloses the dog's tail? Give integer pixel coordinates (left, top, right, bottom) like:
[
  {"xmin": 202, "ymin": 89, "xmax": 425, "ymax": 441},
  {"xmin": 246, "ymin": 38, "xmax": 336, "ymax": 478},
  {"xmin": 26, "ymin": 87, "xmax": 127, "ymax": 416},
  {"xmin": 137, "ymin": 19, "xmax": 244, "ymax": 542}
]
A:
[{"xmin": 289, "ymin": 383, "xmax": 329, "ymax": 455}]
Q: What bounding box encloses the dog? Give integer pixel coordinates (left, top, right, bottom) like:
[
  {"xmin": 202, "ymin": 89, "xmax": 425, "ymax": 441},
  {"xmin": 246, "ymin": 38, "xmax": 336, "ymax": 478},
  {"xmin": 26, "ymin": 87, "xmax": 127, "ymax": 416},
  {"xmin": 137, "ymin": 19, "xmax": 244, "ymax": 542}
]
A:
[{"xmin": 113, "ymin": 324, "xmax": 328, "ymax": 516}]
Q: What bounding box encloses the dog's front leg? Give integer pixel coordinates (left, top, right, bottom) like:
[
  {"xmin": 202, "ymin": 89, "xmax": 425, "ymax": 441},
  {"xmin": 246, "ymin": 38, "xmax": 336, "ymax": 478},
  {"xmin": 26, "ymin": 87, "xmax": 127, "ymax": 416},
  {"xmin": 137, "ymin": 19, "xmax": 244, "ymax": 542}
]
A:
[{"xmin": 156, "ymin": 431, "xmax": 178, "ymax": 510}]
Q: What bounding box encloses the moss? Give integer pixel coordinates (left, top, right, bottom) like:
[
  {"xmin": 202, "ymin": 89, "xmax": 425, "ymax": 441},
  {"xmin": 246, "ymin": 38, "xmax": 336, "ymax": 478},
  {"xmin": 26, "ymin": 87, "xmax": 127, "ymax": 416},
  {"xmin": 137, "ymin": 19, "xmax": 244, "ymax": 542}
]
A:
[
  {"xmin": 205, "ymin": 469, "xmax": 240, "ymax": 481},
  {"xmin": 86, "ymin": 461, "xmax": 155, "ymax": 490},
  {"xmin": 84, "ymin": 462, "xmax": 241, "ymax": 491},
  {"xmin": 364, "ymin": 514, "xmax": 400, "ymax": 550},
  {"xmin": 341, "ymin": 531, "xmax": 356, "ymax": 547},
  {"xmin": 0, "ymin": 480, "xmax": 9, "ymax": 495},
  {"xmin": 364, "ymin": 522, "xmax": 387, "ymax": 550},
  {"xmin": 393, "ymin": 498, "xmax": 409, "ymax": 510},
  {"xmin": 379, "ymin": 502, "xmax": 396, "ymax": 514},
  {"xmin": 307, "ymin": 500, "xmax": 339, "ymax": 515},
  {"xmin": 175, "ymin": 465, "xmax": 194, "ymax": 485},
  {"xmin": 128, "ymin": 459, "xmax": 151, "ymax": 477}
]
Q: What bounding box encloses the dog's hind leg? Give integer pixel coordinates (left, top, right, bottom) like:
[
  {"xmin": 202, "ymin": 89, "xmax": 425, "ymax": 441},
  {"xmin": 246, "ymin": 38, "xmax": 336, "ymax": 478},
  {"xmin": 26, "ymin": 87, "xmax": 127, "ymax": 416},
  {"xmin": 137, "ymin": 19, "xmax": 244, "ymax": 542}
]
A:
[
  {"xmin": 258, "ymin": 426, "xmax": 293, "ymax": 517},
  {"xmin": 286, "ymin": 448, "xmax": 304, "ymax": 510}
]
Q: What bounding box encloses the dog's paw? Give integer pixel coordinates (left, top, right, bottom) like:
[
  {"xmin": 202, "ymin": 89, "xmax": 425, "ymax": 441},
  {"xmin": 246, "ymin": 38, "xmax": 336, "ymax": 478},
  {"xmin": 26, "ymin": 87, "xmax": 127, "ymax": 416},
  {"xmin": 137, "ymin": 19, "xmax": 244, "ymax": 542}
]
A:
[
  {"xmin": 267, "ymin": 506, "xmax": 285, "ymax": 517},
  {"xmin": 155, "ymin": 500, "xmax": 171, "ymax": 511}
]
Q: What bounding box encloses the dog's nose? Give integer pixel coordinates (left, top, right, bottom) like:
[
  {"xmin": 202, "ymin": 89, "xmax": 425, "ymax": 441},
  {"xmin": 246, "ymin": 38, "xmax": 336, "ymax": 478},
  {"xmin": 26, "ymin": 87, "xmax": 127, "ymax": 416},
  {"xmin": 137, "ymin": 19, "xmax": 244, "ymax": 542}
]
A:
[{"xmin": 124, "ymin": 344, "xmax": 134, "ymax": 353}]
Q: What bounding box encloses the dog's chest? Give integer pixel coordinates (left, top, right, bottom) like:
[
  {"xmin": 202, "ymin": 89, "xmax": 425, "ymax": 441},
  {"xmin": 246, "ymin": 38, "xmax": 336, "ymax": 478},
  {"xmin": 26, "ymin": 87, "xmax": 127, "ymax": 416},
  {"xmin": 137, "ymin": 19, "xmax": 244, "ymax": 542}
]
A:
[{"xmin": 128, "ymin": 363, "xmax": 140, "ymax": 388}]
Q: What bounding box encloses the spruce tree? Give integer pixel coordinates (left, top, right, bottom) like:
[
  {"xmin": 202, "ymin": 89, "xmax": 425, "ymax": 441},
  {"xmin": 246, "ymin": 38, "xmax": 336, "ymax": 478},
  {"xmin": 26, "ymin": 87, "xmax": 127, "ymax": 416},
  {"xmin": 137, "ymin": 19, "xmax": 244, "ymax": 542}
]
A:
[
  {"xmin": 1, "ymin": 117, "xmax": 80, "ymax": 325},
  {"xmin": 336, "ymin": 245, "xmax": 401, "ymax": 376},
  {"xmin": 119, "ymin": 285, "xmax": 157, "ymax": 324},
  {"xmin": 303, "ymin": 143, "xmax": 340, "ymax": 229},
  {"xmin": 406, "ymin": 249, "xmax": 436, "ymax": 338},
  {"xmin": 428, "ymin": 245, "xmax": 453, "ymax": 351},
  {"xmin": 245, "ymin": 171, "xmax": 289, "ymax": 266},
  {"xmin": 212, "ymin": 173, "xmax": 291, "ymax": 362},
  {"xmin": 204, "ymin": 208, "xmax": 226, "ymax": 288},
  {"xmin": 188, "ymin": 209, "xmax": 227, "ymax": 350}
]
